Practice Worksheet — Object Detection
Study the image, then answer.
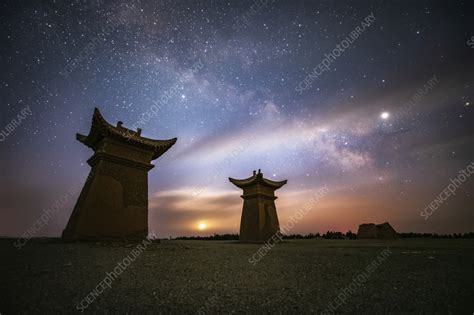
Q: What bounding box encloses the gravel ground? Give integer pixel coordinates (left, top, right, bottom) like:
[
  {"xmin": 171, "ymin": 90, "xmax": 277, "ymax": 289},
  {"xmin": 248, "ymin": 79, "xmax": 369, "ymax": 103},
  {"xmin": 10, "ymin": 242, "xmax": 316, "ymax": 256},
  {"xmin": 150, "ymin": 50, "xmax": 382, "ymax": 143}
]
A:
[{"xmin": 1, "ymin": 238, "xmax": 473, "ymax": 314}]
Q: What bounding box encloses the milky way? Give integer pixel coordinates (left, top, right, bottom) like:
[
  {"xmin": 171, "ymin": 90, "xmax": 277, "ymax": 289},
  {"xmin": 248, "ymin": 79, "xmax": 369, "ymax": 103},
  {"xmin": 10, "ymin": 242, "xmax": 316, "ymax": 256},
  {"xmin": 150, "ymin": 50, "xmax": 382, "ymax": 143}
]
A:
[{"xmin": 1, "ymin": 0, "xmax": 473, "ymax": 237}]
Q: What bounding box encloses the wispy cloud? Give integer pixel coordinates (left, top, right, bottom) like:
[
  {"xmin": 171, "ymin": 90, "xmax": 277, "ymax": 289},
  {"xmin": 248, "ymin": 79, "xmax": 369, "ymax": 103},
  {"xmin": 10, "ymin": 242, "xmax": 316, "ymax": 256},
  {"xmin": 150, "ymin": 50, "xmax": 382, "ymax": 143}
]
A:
[{"xmin": 148, "ymin": 189, "xmax": 242, "ymax": 236}]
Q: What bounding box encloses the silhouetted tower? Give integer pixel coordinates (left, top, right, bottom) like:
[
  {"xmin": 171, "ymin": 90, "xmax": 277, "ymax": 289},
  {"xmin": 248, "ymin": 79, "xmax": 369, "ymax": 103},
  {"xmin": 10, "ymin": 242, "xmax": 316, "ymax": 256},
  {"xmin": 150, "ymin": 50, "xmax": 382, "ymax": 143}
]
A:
[
  {"xmin": 62, "ymin": 108, "xmax": 176, "ymax": 240},
  {"xmin": 229, "ymin": 170, "xmax": 287, "ymax": 242}
]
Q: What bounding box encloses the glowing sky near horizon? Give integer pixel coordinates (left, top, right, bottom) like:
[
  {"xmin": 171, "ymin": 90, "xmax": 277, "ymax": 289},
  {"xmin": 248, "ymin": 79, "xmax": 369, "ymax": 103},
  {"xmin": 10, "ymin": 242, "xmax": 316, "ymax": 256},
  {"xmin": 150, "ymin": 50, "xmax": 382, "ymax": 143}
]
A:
[{"xmin": 0, "ymin": 0, "xmax": 473, "ymax": 237}]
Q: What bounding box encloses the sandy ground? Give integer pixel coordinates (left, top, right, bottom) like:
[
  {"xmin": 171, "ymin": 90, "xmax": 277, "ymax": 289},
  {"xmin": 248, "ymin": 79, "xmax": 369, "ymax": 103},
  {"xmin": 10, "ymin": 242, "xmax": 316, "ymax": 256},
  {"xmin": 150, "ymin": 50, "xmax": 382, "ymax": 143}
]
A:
[{"xmin": 1, "ymin": 238, "xmax": 473, "ymax": 314}]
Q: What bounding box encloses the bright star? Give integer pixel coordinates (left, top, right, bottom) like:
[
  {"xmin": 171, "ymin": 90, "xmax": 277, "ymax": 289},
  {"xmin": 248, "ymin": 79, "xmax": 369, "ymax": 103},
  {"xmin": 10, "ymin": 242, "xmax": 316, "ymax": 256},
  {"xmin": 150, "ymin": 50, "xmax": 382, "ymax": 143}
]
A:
[{"xmin": 381, "ymin": 112, "xmax": 390, "ymax": 120}]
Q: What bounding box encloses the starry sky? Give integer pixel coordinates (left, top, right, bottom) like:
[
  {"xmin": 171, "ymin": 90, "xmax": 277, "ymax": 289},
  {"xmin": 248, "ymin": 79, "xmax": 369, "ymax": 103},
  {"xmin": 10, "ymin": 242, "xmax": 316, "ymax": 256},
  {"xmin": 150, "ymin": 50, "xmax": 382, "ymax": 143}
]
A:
[{"xmin": 1, "ymin": 0, "xmax": 473, "ymax": 238}]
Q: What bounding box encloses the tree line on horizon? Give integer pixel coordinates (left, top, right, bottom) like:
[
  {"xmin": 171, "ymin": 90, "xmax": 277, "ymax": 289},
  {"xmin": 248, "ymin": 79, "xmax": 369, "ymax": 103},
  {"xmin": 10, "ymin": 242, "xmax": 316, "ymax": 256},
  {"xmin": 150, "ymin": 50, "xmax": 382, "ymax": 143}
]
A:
[{"xmin": 172, "ymin": 231, "xmax": 474, "ymax": 240}]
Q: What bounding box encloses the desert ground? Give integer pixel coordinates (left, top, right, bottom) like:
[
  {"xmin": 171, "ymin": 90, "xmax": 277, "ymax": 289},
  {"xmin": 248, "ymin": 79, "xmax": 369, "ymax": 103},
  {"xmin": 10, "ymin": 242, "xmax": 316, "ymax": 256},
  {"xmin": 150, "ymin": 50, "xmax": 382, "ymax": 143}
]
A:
[{"xmin": 1, "ymin": 238, "xmax": 473, "ymax": 314}]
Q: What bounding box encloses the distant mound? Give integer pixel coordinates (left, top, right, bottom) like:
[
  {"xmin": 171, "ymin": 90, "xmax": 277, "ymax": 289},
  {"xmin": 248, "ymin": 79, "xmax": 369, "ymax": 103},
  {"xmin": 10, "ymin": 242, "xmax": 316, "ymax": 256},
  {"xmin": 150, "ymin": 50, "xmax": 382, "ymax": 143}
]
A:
[{"xmin": 357, "ymin": 222, "xmax": 398, "ymax": 239}]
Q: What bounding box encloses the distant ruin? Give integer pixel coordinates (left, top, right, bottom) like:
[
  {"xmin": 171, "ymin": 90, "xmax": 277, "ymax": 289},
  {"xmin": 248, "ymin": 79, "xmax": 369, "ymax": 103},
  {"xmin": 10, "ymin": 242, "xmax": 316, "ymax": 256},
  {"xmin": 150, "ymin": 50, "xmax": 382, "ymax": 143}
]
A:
[
  {"xmin": 229, "ymin": 170, "xmax": 287, "ymax": 242},
  {"xmin": 62, "ymin": 108, "xmax": 176, "ymax": 240},
  {"xmin": 357, "ymin": 222, "xmax": 398, "ymax": 239}
]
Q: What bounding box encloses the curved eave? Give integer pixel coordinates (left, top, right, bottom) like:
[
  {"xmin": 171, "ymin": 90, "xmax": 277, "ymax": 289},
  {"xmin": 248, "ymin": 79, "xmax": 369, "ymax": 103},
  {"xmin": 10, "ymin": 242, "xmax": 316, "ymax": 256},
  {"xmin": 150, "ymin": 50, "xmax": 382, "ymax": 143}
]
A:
[
  {"xmin": 229, "ymin": 175, "xmax": 258, "ymax": 188},
  {"xmin": 261, "ymin": 178, "xmax": 287, "ymax": 189},
  {"xmin": 229, "ymin": 176, "xmax": 287, "ymax": 189},
  {"xmin": 77, "ymin": 108, "xmax": 177, "ymax": 159},
  {"xmin": 149, "ymin": 137, "xmax": 177, "ymax": 159},
  {"xmin": 77, "ymin": 133, "xmax": 88, "ymax": 144}
]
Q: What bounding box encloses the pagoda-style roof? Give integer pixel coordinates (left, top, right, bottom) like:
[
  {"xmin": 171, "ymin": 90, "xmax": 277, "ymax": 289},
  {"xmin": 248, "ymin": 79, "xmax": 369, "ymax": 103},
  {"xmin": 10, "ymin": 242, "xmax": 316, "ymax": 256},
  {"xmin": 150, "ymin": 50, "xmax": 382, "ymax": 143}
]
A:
[
  {"xmin": 229, "ymin": 170, "xmax": 287, "ymax": 189},
  {"xmin": 77, "ymin": 108, "xmax": 177, "ymax": 160}
]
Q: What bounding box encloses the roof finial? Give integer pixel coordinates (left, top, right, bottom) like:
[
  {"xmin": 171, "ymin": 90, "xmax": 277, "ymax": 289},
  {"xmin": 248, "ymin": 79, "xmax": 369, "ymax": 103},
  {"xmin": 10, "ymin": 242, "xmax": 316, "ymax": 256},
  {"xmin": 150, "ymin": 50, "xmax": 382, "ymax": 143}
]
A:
[
  {"xmin": 117, "ymin": 121, "xmax": 123, "ymax": 128},
  {"xmin": 258, "ymin": 169, "xmax": 261, "ymax": 174},
  {"xmin": 253, "ymin": 170, "xmax": 256, "ymax": 175}
]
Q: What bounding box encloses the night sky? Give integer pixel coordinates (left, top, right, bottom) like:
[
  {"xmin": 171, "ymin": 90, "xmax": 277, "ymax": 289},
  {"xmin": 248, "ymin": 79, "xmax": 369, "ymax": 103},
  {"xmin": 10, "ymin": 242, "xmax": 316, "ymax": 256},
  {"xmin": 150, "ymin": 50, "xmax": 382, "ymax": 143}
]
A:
[{"xmin": 1, "ymin": 0, "xmax": 473, "ymax": 238}]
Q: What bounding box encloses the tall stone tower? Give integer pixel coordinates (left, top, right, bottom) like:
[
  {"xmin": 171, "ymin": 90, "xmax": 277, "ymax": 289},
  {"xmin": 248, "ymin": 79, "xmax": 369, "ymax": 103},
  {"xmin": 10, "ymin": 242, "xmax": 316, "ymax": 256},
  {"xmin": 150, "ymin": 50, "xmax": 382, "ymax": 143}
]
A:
[
  {"xmin": 62, "ymin": 108, "xmax": 176, "ymax": 240},
  {"xmin": 229, "ymin": 170, "xmax": 287, "ymax": 242}
]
